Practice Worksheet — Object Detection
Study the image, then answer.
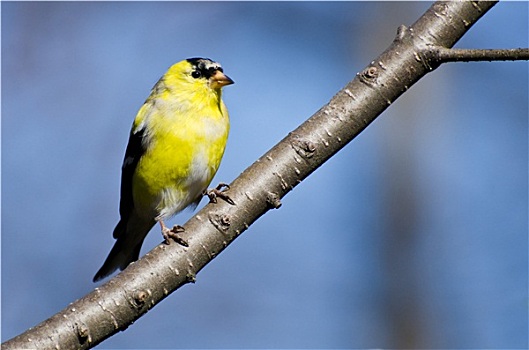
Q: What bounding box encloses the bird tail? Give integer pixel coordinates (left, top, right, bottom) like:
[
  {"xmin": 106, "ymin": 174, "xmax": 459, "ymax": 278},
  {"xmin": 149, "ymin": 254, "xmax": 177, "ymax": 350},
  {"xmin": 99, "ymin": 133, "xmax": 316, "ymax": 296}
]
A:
[{"xmin": 93, "ymin": 218, "xmax": 154, "ymax": 282}]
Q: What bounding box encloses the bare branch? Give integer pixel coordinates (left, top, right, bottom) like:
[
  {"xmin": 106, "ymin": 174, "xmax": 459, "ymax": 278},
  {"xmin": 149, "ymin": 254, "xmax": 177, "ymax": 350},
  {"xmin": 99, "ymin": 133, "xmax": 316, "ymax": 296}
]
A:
[
  {"xmin": 433, "ymin": 47, "xmax": 529, "ymax": 62},
  {"xmin": 5, "ymin": 1, "xmax": 526, "ymax": 349}
]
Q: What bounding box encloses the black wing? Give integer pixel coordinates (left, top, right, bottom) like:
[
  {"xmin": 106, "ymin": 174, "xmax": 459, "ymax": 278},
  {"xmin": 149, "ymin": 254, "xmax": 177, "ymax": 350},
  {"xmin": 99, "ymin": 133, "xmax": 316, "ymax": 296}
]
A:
[{"xmin": 114, "ymin": 126, "xmax": 146, "ymax": 238}]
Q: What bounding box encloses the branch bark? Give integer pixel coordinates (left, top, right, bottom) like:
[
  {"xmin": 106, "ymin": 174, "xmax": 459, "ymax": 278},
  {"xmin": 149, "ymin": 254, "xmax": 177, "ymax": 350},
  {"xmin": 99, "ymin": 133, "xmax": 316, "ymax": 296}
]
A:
[
  {"xmin": 433, "ymin": 47, "xmax": 529, "ymax": 62},
  {"xmin": 4, "ymin": 1, "xmax": 527, "ymax": 349}
]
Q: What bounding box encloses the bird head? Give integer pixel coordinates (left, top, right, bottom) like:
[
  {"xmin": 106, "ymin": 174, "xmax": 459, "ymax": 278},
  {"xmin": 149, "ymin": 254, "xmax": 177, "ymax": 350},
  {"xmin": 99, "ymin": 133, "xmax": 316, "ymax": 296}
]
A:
[
  {"xmin": 187, "ymin": 57, "xmax": 234, "ymax": 90},
  {"xmin": 163, "ymin": 58, "xmax": 233, "ymax": 95}
]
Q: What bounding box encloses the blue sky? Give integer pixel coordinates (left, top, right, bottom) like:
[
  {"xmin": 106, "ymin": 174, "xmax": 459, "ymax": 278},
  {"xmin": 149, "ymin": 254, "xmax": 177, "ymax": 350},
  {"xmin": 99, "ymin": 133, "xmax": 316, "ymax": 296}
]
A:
[{"xmin": 2, "ymin": 2, "xmax": 527, "ymax": 348}]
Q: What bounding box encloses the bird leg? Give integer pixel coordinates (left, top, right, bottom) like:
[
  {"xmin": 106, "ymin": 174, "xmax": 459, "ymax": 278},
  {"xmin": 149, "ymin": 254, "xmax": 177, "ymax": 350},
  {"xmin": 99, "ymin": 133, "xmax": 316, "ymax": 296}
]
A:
[
  {"xmin": 204, "ymin": 183, "xmax": 235, "ymax": 205},
  {"xmin": 160, "ymin": 221, "xmax": 189, "ymax": 247}
]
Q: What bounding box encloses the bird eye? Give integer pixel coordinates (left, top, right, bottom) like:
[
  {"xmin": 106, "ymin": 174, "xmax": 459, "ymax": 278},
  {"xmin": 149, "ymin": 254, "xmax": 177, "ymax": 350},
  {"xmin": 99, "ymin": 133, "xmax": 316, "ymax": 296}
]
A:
[{"xmin": 191, "ymin": 70, "xmax": 201, "ymax": 79}]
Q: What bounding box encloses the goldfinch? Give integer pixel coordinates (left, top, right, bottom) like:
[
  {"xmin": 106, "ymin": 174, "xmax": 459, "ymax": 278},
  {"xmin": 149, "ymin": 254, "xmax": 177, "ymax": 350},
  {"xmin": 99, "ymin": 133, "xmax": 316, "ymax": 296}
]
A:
[{"xmin": 94, "ymin": 58, "xmax": 234, "ymax": 282}]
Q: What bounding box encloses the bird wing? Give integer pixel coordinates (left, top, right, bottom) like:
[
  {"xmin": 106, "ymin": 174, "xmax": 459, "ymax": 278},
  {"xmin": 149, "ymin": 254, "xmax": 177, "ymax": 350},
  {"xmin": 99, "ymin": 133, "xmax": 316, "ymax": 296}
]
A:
[{"xmin": 114, "ymin": 104, "xmax": 150, "ymax": 239}]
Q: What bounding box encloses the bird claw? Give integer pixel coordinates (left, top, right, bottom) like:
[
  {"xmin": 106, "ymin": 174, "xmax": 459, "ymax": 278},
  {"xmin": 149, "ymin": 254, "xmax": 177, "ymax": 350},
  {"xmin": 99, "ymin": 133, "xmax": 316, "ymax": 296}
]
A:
[
  {"xmin": 162, "ymin": 225, "xmax": 189, "ymax": 247},
  {"xmin": 205, "ymin": 183, "xmax": 235, "ymax": 205}
]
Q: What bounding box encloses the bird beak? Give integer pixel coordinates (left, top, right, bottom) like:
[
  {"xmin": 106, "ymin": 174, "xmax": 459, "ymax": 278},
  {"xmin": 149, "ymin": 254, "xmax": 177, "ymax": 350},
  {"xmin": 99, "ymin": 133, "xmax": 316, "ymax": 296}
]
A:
[{"xmin": 210, "ymin": 70, "xmax": 234, "ymax": 89}]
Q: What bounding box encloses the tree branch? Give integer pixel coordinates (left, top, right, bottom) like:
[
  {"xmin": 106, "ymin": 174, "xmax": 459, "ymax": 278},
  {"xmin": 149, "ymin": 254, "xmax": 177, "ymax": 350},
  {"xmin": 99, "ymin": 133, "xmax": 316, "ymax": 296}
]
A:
[
  {"xmin": 433, "ymin": 47, "xmax": 529, "ymax": 62},
  {"xmin": 4, "ymin": 1, "xmax": 527, "ymax": 349}
]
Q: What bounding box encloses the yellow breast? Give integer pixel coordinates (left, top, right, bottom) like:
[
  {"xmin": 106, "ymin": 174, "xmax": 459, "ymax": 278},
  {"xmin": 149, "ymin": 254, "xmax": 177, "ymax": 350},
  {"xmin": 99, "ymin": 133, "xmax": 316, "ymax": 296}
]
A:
[{"xmin": 131, "ymin": 78, "xmax": 230, "ymax": 220}]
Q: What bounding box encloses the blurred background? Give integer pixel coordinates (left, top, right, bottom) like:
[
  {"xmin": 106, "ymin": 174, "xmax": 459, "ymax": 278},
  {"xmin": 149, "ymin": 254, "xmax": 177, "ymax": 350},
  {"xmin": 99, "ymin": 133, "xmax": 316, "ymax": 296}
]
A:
[{"xmin": 2, "ymin": 2, "xmax": 527, "ymax": 348}]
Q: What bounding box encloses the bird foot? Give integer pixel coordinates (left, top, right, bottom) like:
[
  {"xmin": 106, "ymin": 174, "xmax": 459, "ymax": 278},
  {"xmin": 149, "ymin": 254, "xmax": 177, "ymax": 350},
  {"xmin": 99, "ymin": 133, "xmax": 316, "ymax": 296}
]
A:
[
  {"xmin": 162, "ymin": 225, "xmax": 189, "ymax": 247},
  {"xmin": 204, "ymin": 183, "xmax": 235, "ymax": 205}
]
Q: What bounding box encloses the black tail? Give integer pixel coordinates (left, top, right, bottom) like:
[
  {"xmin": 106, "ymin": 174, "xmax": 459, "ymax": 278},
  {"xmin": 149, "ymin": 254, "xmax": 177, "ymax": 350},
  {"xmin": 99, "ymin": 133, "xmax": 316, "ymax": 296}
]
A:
[{"xmin": 93, "ymin": 219, "xmax": 153, "ymax": 282}]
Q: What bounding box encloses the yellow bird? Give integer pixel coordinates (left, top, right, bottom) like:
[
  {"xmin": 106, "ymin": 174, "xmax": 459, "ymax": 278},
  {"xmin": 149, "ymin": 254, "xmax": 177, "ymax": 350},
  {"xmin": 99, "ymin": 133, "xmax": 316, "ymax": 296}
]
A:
[{"xmin": 94, "ymin": 58, "xmax": 233, "ymax": 282}]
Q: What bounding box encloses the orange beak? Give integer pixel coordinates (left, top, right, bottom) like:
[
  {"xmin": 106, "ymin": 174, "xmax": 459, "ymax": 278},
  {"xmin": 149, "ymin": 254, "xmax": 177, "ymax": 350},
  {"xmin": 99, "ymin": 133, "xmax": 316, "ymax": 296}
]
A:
[{"xmin": 210, "ymin": 70, "xmax": 234, "ymax": 89}]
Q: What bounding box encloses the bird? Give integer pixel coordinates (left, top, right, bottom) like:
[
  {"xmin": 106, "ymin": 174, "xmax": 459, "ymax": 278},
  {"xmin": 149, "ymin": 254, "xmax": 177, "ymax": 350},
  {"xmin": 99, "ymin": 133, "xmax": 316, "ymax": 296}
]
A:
[{"xmin": 93, "ymin": 58, "xmax": 234, "ymax": 282}]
